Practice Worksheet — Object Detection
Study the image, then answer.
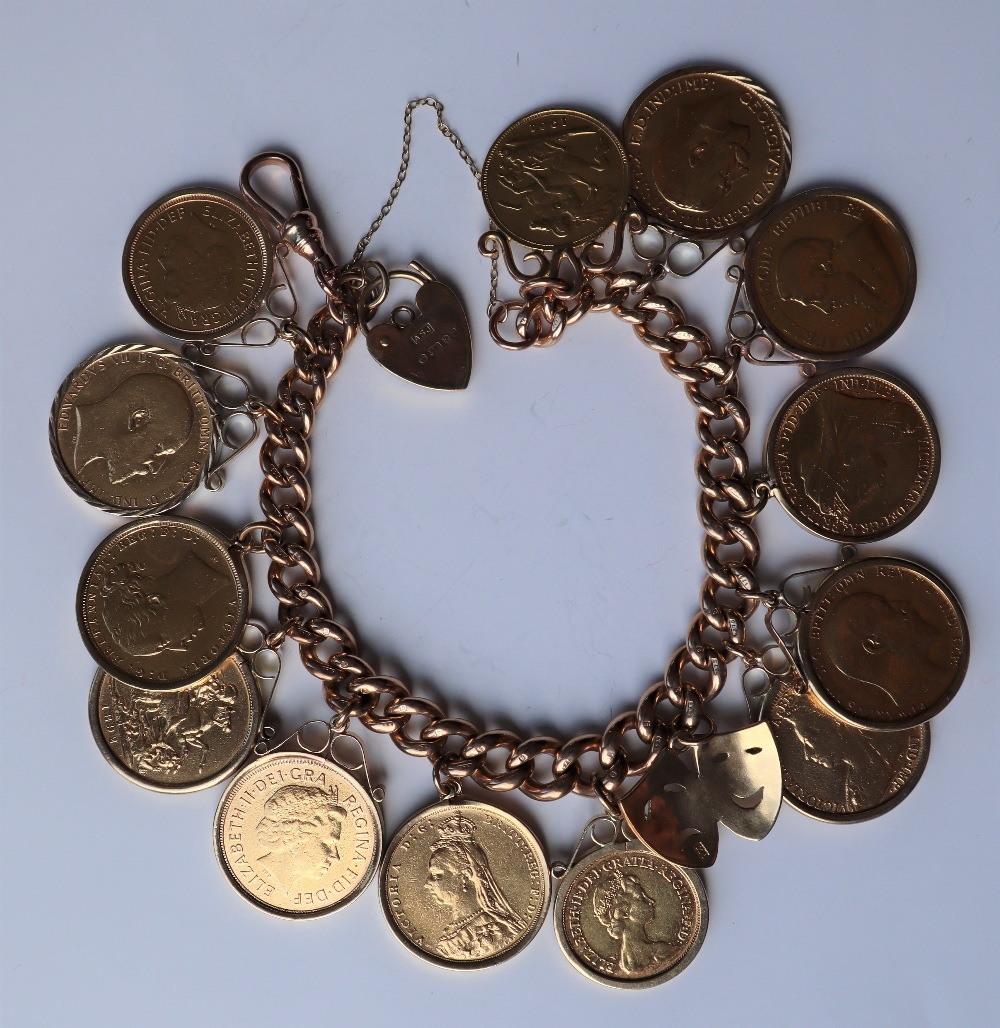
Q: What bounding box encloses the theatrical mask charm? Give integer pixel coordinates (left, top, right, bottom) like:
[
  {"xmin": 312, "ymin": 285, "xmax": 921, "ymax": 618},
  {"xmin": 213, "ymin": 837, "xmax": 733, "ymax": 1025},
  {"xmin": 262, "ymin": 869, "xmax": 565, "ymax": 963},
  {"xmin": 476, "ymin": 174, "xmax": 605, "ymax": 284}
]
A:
[{"xmin": 620, "ymin": 723, "xmax": 782, "ymax": 868}]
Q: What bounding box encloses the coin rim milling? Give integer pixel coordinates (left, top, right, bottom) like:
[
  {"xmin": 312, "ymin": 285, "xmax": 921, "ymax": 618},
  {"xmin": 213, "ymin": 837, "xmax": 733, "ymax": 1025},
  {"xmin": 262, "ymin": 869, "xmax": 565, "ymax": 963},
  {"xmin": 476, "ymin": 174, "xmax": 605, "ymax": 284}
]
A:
[
  {"xmin": 481, "ymin": 108, "xmax": 630, "ymax": 250},
  {"xmin": 797, "ymin": 556, "xmax": 970, "ymax": 732},
  {"xmin": 76, "ymin": 515, "xmax": 251, "ymax": 690},
  {"xmin": 123, "ymin": 187, "xmax": 274, "ymax": 341},
  {"xmin": 378, "ymin": 799, "xmax": 551, "ymax": 970},
  {"xmin": 88, "ymin": 655, "xmax": 261, "ymax": 793},
  {"xmin": 622, "ymin": 65, "xmax": 791, "ymax": 238},
  {"xmin": 553, "ymin": 842, "xmax": 709, "ymax": 989},
  {"xmin": 764, "ymin": 366, "xmax": 941, "ymax": 543},
  {"xmin": 761, "ymin": 672, "xmax": 931, "ymax": 823},
  {"xmin": 745, "ymin": 186, "xmax": 917, "ymax": 360},
  {"xmin": 49, "ymin": 343, "xmax": 217, "ymax": 516},
  {"xmin": 213, "ymin": 751, "xmax": 383, "ymax": 919}
]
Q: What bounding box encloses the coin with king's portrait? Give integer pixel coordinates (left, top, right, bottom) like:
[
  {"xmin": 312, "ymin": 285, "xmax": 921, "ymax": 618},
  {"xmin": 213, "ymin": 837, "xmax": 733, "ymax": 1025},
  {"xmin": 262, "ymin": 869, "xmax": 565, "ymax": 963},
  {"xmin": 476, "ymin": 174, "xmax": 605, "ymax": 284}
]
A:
[
  {"xmin": 215, "ymin": 752, "xmax": 382, "ymax": 918},
  {"xmin": 380, "ymin": 801, "xmax": 549, "ymax": 969},
  {"xmin": 765, "ymin": 368, "xmax": 939, "ymax": 542},
  {"xmin": 554, "ymin": 843, "xmax": 708, "ymax": 989},
  {"xmin": 124, "ymin": 188, "xmax": 273, "ymax": 340},
  {"xmin": 89, "ymin": 654, "xmax": 259, "ymax": 793},
  {"xmin": 746, "ymin": 188, "xmax": 916, "ymax": 359},
  {"xmin": 762, "ymin": 671, "xmax": 929, "ymax": 822},
  {"xmin": 798, "ymin": 557, "xmax": 969, "ymax": 731},
  {"xmin": 77, "ymin": 516, "xmax": 250, "ymax": 690},
  {"xmin": 623, "ymin": 67, "xmax": 790, "ymax": 238},
  {"xmin": 482, "ymin": 109, "xmax": 629, "ymax": 250},
  {"xmin": 51, "ymin": 344, "xmax": 215, "ymax": 515}
]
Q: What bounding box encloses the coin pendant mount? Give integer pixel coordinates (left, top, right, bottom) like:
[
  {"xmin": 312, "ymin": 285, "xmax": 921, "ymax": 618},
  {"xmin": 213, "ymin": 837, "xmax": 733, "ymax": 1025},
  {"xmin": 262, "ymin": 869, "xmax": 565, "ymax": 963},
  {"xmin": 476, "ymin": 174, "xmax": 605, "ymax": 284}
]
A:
[
  {"xmin": 745, "ymin": 187, "xmax": 916, "ymax": 360},
  {"xmin": 553, "ymin": 842, "xmax": 708, "ymax": 989},
  {"xmin": 50, "ymin": 343, "xmax": 216, "ymax": 515},
  {"xmin": 622, "ymin": 66, "xmax": 790, "ymax": 238},
  {"xmin": 762, "ymin": 672, "xmax": 929, "ymax": 823},
  {"xmin": 77, "ymin": 516, "xmax": 250, "ymax": 690},
  {"xmin": 765, "ymin": 367, "xmax": 940, "ymax": 543},
  {"xmin": 482, "ymin": 109, "xmax": 630, "ymax": 251},
  {"xmin": 798, "ymin": 557, "xmax": 969, "ymax": 731},
  {"xmin": 380, "ymin": 799, "xmax": 550, "ymax": 969},
  {"xmin": 123, "ymin": 188, "xmax": 274, "ymax": 340},
  {"xmin": 88, "ymin": 654, "xmax": 260, "ymax": 793},
  {"xmin": 214, "ymin": 751, "xmax": 382, "ymax": 918}
]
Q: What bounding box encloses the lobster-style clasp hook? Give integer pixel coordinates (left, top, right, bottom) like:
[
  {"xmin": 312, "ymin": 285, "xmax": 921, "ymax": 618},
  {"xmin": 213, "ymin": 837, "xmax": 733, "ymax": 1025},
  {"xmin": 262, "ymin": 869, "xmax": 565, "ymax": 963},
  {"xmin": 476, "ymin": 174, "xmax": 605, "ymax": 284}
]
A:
[{"xmin": 240, "ymin": 151, "xmax": 337, "ymax": 282}]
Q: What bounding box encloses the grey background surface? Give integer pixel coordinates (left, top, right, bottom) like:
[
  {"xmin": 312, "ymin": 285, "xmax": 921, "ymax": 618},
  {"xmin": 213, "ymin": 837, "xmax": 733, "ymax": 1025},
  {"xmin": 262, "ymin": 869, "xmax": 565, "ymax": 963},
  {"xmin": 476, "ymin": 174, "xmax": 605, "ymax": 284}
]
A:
[{"xmin": 1, "ymin": 1, "xmax": 997, "ymax": 1024}]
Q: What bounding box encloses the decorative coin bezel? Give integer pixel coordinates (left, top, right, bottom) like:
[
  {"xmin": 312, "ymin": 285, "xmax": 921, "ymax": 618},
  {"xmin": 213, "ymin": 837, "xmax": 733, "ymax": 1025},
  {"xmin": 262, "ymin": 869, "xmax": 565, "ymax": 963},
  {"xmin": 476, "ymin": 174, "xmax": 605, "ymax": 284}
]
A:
[
  {"xmin": 50, "ymin": 342, "xmax": 218, "ymax": 516},
  {"xmin": 745, "ymin": 187, "xmax": 917, "ymax": 361},
  {"xmin": 553, "ymin": 842, "xmax": 709, "ymax": 989},
  {"xmin": 77, "ymin": 515, "xmax": 251, "ymax": 691},
  {"xmin": 379, "ymin": 799, "xmax": 551, "ymax": 970},
  {"xmin": 797, "ymin": 556, "xmax": 970, "ymax": 732},
  {"xmin": 123, "ymin": 187, "xmax": 274, "ymax": 341},
  {"xmin": 761, "ymin": 672, "xmax": 930, "ymax": 823},
  {"xmin": 482, "ymin": 108, "xmax": 630, "ymax": 250},
  {"xmin": 622, "ymin": 65, "xmax": 791, "ymax": 239},
  {"xmin": 764, "ymin": 366, "xmax": 940, "ymax": 543},
  {"xmin": 213, "ymin": 751, "xmax": 383, "ymax": 919},
  {"xmin": 88, "ymin": 654, "xmax": 260, "ymax": 793}
]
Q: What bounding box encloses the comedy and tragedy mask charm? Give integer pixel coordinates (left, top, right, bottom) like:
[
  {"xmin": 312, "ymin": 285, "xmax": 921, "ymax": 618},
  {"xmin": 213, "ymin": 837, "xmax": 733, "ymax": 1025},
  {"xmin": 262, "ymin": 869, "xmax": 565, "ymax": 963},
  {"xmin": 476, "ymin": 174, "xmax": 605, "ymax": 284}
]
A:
[{"xmin": 620, "ymin": 723, "xmax": 782, "ymax": 868}]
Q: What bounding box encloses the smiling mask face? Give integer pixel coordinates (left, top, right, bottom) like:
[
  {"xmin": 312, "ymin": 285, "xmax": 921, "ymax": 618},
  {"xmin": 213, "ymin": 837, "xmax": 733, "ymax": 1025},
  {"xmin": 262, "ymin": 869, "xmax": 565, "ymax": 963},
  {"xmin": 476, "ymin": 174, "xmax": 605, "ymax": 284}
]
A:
[{"xmin": 620, "ymin": 723, "xmax": 783, "ymax": 868}]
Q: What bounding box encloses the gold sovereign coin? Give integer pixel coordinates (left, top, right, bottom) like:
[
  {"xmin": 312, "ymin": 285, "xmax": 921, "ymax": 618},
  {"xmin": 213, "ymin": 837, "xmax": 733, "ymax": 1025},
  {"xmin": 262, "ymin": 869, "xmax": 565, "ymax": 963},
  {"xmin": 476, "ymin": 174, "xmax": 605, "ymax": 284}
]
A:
[
  {"xmin": 745, "ymin": 187, "xmax": 916, "ymax": 359},
  {"xmin": 89, "ymin": 654, "xmax": 259, "ymax": 793},
  {"xmin": 765, "ymin": 368, "xmax": 939, "ymax": 542},
  {"xmin": 482, "ymin": 109, "xmax": 629, "ymax": 250},
  {"xmin": 50, "ymin": 343, "xmax": 215, "ymax": 515},
  {"xmin": 123, "ymin": 188, "xmax": 273, "ymax": 340},
  {"xmin": 214, "ymin": 752, "xmax": 382, "ymax": 918},
  {"xmin": 762, "ymin": 672, "xmax": 929, "ymax": 823},
  {"xmin": 380, "ymin": 800, "xmax": 550, "ymax": 969},
  {"xmin": 798, "ymin": 557, "xmax": 969, "ymax": 731},
  {"xmin": 554, "ymin": 843, "xmax": 708, "ymax": 989},
  {"xmin": 77, "ymin": 516, "xmax": 250, "ymax": 690},
  {"xmin": 623, "ymin": 66, "xmax": 790, "ymax": 238}
]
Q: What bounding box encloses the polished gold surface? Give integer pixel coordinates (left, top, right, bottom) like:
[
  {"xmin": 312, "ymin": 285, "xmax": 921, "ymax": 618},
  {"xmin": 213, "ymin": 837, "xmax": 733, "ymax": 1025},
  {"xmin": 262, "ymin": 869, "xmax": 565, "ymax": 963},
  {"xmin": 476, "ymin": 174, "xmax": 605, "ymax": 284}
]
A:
[
  {"xmin": 89, "ymin": 654, "xmax": 259, "ymax": 792},
  {"xmin": 380, "ymin": 800, "xmax": 549, "ymax": 968},
  {"xmin": 746, "ymin": 188, "xmax": 915, "ymax": 359},
  {"xmin": 766, "ymin": 368, "xmax": 939, "ymax": 543},
  {"xmin": 215, "ymin": 752, "xmax": 381, "ymax": 918},
  {"xmin": 482, "ymin": 109, "xmax": 629, "ymax": 250},
  {"xmin": 123, "ymin": 188, "xmax": 273, "ymax": 340},
  {"xmin": 51, "ymin": 343, "xmax": 214, "ymax": 515},
  {"xmin": 366, "ymin": 275, "xmax": 473, "ymax": 390},
  {"xmin": 621, "ymin": 723, "xmax": 782, "ymax": 868},
  {"xmin": 763, "ymin": 671, "xmax": 929, "ymax": 822},
  {"xmin": 800, "ymin": 557, "xmax": 969, "ymax": 731},
  {"xmin": 554, "ymin": 843, "xmax": 708, "ymax": 988},
  {"xmin": 77, "ymin": 517, "xmax": 249, "ymax": 690},
  {"xmin": 623, "ymin": 67, "xmax": 790, "ymax": 238}
]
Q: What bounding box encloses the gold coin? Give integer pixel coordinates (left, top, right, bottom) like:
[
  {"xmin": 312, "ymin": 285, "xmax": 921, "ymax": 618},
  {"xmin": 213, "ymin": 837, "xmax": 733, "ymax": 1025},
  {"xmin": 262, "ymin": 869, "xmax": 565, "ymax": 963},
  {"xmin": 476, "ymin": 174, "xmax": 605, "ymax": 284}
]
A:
[
  {"xmin": 380, "ymin": 800, "xmax": 549, "ymax": 969},
  {"xmin": 123, "ymin": 188, "xmax": 273, "ymax": 340},
  {"xmin": 745, "ymin": 188, "xmax": 916, "ymax": 359},
  {"xmin": 89, "ymin": 654, "xmax": 259, "ymax": 793},
  {"xmin": 765, "ymin": 368, "xmax": 939, "ymax": 542},
  {"xmin": 77, "ymin": 517, "xmax": 250, "ymax": 690},
  {"xmin": 554, "ymin": 843, "xmax": 708, "ymax": 989},
  {"xmin": 623, "ymin": 66, "xmax": 790, "ymax": 238},
  {"xmin": 482, "ymin": 109, "xmax": 629, "ymax": 250},
  {"xmin": 799, "ymin": 557, "xmax": 969, "ymax": 731},
  {"xmin": 214, "ymin": 752, "xmax": 382, "ymax": 918},
  {"xmin": 762, "ymin": 672, "xmax": 929, "ymax": 823},
  {"xmin": 50, "ymin": 343, "xmax": 215, "ymax": 515}
]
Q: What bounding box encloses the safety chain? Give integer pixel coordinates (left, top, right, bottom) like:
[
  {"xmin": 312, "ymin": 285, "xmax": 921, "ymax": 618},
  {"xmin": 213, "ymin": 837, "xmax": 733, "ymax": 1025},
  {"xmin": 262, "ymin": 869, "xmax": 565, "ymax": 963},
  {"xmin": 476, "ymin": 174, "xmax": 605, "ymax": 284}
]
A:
[{"xmin": 254, "ymin": 228, "xmax": 763, "ymax": 802}]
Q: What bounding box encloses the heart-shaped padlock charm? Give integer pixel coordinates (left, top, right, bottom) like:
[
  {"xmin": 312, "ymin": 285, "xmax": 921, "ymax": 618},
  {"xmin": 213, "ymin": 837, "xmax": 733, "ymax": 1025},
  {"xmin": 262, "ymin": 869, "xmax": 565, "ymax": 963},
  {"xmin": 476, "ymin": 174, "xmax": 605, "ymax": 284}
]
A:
[{"xmin": 367, "ymin": 280, "xmax": 472, "ymax": 390}]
